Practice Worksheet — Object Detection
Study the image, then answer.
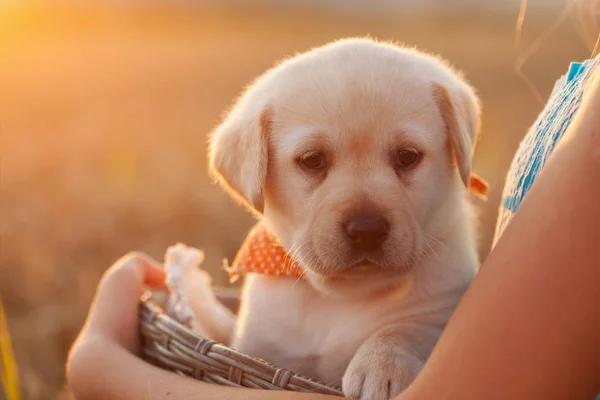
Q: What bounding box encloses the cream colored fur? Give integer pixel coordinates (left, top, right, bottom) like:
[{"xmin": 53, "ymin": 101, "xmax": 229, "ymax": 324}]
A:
[{"xmin": 198, "ymin": 38, "xmax": 481, "ymax": 400}]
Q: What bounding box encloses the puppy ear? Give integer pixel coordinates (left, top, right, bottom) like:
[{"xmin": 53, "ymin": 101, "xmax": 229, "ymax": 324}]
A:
[
  {"xmin": 433, "ymin": 82, "xmax": 481, "ymax": 188},
  {"xmin": 209, "ymin": 93, "xmax": 272, "ymax": 215}
]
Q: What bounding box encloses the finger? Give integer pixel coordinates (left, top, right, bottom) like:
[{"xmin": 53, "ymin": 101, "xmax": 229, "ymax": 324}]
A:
[
  {"xmin": 85, "ymin": 252, "xmax": 165, "ymax": 353},
  {"xmin": 104, "ymin": 251, "xmax": 166, "ymax": 289}
]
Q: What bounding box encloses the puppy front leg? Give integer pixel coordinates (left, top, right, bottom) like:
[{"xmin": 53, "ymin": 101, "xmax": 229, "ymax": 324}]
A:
[
  {"xmin": 342, "ymin": 323, "xmax": 442, "ymax": 400},
  {"xmin": 185, "ymin": 266, "xmax": 237, "ymax": 346}
]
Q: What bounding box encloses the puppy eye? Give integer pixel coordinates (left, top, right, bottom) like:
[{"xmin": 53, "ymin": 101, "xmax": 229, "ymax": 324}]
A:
[
  {"xmin": 395, "ymin": 149, "xmax": 422, "ymax": 169},
  {"xmin": 298, "ymin": 151, "xmax": 326, "ymax": 171}
]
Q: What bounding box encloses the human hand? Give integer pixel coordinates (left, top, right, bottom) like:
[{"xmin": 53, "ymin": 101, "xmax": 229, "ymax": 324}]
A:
[{"xmin": 66, "ymin": 252, "xmax": 165, "ymax": 397}]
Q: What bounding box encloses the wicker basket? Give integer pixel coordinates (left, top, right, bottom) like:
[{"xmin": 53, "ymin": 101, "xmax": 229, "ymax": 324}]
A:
[{"xmin": 139, "ymin": 291, "xmax": 344, "ymax": 396}]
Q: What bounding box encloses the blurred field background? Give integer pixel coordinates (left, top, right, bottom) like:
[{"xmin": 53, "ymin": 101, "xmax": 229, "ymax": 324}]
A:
[{"xmin": 0, "ymin": 0, "xmax": 597, "ymax": 398}]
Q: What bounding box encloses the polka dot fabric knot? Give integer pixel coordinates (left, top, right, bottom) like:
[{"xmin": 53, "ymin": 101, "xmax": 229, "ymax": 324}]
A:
[{"xmin": 225, "ymin": 223, "xmax": 304, "ymax": 281}]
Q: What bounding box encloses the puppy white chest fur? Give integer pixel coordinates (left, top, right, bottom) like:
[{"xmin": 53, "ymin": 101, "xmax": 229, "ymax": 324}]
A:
[
  {"xmin": 232, "ymin": 275, "xmax": 399, "ymax": 384},
  {"xmin": 230, "ymin": 262, "xmax": 470, "ymax": 386}
]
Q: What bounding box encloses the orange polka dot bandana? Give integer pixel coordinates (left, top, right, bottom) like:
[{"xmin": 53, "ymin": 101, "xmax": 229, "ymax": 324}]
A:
[
  {"xmin": 469, "ymin": 173, "xmax": 489, "ymax": 200},
  {"xmin": 225, "ymin": 223, "xmax": 304, "ymax": 282}
]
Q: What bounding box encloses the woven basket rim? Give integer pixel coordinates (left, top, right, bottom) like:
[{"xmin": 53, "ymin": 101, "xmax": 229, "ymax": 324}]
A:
[{"xmin": 139, "ymin": 291, "xmax": 344, "ymax": 396}]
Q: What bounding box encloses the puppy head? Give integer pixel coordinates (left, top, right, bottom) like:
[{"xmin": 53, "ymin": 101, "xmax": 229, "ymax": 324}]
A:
[{"xmin": 209, "ymin": 38, "xmax": 480, "ymax": 297}]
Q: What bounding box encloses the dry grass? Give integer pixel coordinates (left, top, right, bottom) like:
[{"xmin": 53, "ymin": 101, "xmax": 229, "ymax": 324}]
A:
[
  {"xmin": 1, "ymin": 298, "xmax": 21, "ymax": 400},
  {"xmin": 0, "ymin": 3, "xmax": 593, "ymax": 399}
]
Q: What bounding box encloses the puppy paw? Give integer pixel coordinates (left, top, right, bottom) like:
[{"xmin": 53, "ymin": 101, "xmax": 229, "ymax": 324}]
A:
[
  {"xmin": 342, "ymin": 345, "xmax": 423, "ymax": 400},
  {"xmin": 164, "ymin": 244, "xmax": 207, "ymax": 322}
]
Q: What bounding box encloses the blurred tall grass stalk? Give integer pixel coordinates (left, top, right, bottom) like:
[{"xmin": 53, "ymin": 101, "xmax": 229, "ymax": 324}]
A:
[{"xmin": 1, "ymin": 299, "xmax": 21, "ymax": 400}]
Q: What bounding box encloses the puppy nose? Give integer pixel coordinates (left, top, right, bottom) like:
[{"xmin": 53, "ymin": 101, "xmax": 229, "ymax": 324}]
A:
[{"xmin": 343, "ymin": 213, "xmax": 389, "ymax": 251}]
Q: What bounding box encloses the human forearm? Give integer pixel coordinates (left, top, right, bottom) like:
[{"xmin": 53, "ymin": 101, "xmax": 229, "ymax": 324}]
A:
[
  {"xmin": 67, "ymin": 335, "xmax": 338, "ymax": 400},
  {"xmin": 398, "ymin": 78, "xmax": 600, "ymax": 400}
]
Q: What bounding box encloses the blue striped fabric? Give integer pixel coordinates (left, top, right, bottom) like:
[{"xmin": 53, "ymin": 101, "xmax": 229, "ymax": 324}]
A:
[{"xmin": 493, "ymin": 57, "xmax": 599, "ymax": 245}]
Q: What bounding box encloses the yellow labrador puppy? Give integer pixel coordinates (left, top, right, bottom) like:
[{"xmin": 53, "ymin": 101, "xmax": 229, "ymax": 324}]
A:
[{"xmin": 205, "ymin": 38, "xmax": 482, "ymax": 400}]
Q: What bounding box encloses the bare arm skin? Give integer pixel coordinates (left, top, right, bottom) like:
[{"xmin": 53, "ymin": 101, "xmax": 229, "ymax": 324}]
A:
[
  {"xmin": 67, "ymin": 72, "xmax": 600, "ymax": 400},
  {"xmin": 68, "ymin": 337, "xmax": 334, "ymax": 400},
  {"xmin": 401, "ymin": 71, "xmax": 600, "ymax": 400}
]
